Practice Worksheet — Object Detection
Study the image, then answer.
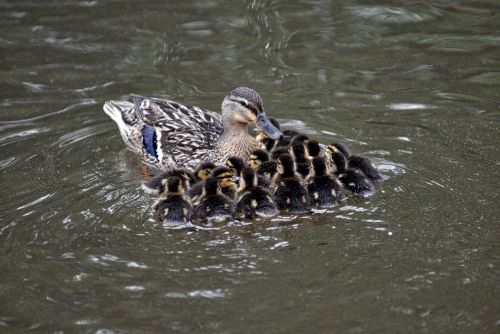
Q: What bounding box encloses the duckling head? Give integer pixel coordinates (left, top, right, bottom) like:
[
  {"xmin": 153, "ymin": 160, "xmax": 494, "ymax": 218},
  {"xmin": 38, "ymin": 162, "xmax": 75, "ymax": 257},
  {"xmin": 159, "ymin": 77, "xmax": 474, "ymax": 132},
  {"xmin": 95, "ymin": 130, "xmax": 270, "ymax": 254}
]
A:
[
  {"xmin": 326, "ymin": 148, "xmax": 347, "ymax": 173},
  {"xmin": 210, "ymin": 166, "xmax": 236, "ymax": 189},
  {"xmin": 221, "ymin": 87, "xmax": 282, "ymax": 140},
  {"xmin": 291, "ymin": 134, "xmax": 309, "ymax": 145},
  {"xmin": 162, "ymin": 176, "xmax": 185, "ymax": 195},
  {"xmin": 225, "ymin": 156, "xmax": 247, "ymax": 176},
  {"xmin": 270, "ymin": 147, "xmax": 289, "ymax": 160},
  {"xmin": 194, "ymin": 161, "xmax": 216, "ymax": 181},
  {"xmin": 202, "ymin": 177, "xmax": 221, "ymax": 196},
  {"xmin": 238, "ymin": 167, "xmax": 258, "ymax": 192},
  {"xmin": 311, "ymin": 156, "xmax": 328, "ymax": 177},
  {"xmin": 249, "ymin": 149, "xmax": 270, "ymax": 169},
  {"xmin": 327, "ymin": 142, "xmax": 350, "ymax": 158},
  {"xmin": 290, "ymin": 142, "xmax": 311, "ymax": 163},
  {"xmin": 277, "ymin": 153, "xmax": 296, "ymax": 178},
  {"xmin": 307, "ymin": 140, "xmax": 321, "ymax": 158}
]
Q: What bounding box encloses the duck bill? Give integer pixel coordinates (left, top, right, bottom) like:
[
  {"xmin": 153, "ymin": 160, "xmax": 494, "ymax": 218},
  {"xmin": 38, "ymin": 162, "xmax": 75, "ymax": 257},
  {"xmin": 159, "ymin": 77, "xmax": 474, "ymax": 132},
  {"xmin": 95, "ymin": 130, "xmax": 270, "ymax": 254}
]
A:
[{"xmin": 256, "ymin": 112, "xmax": 282, "ymax": 140}]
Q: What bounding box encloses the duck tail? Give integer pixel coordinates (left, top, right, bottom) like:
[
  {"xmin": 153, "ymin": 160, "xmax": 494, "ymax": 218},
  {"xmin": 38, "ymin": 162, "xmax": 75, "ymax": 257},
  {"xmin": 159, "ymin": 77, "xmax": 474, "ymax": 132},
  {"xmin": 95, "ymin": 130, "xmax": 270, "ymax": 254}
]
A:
[{"xmin": 103, "ymin": 99, "xmax": 144, "ymax": 154}]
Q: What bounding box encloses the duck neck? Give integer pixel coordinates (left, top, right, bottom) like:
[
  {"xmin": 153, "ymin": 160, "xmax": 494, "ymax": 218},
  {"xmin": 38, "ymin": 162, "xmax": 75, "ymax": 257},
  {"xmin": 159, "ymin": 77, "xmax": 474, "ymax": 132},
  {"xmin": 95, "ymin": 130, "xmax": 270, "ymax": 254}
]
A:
[{"xmin": 217, "ymin": 120, "xmax": 259, "ymax": 159}]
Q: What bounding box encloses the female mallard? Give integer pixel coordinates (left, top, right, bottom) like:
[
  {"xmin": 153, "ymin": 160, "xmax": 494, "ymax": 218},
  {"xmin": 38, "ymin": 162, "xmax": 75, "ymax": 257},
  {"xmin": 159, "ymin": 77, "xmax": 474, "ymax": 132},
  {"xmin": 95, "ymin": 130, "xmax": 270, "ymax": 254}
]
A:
[{"xmin": 103, "ymin": 87, "xmax": 282, "ymax": 170}]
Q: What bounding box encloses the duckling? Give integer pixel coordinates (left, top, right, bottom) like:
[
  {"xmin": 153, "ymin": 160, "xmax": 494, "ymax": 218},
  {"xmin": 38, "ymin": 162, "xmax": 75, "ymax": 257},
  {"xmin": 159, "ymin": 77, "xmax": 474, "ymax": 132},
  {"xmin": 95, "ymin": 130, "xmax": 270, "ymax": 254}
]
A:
[
  {"xmin": 306, "ymin": 157, "xmax": 344, "ymax": 208},
  {"xmin": 193, "ymin": 161, "xmax": 216, "ymax": 182},
  {"xmin": 328, "ymin": 143, "xmax": 382, "ymax": 183},
  {"xmin": 225, "ymin": 156, "xmax": 247, "ymax": 178},
  {"xmin": 291, "ymin": 133, "xmax": 309, "ymax": 145},
  {"xmin": 188, "ymin": 166, "xmax": 237, "ymax": 204},
  {"xmin": 152, "ymin": 176, "xmax": 192, "ymax": 226},
  {"xmin": 192, "ymin": 177, "xmax": 234, "ymax": 224},
  {"xmin": 270, "ymin": 147, "xmax": 289, "ymax": 160},
  {"xmin": 250, "ymin": 149, "xmax": 278, "ymax": 181},
  {"xmin": 228, "ymin": 154, "xmax": 271, "ymax": 188},
  {"xmin": 235, "ymin": 167, "xmax": 278, "ymax": 219},
  {"xmin": 290, "ymin": 142, "xmax": 312, "ymax": 179},
  {"xmin": 306, "ymin": 140, "xmax": 321, "ymax": 158},
  {"xmin": 256, "ymin": 117, "xmax": 281, "ymax": 151},
  {"xmin": 141, "ymin": 168, "xmax": 195, "ymax": 195},
  {"xmin": 273, "ymin": 153, "xmax": 311, "ymax": 214},
  {"xmin": 326, "ymin": 146, "xmax": 372, "ymax": 198}
]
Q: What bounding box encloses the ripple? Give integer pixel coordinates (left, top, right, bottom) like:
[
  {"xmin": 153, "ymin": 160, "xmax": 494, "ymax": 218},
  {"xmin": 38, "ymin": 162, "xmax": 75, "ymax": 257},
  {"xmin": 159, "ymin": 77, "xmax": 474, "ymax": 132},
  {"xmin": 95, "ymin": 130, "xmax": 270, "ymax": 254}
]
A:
[
  {"xmin": 350, "ymin": 6, "xmax": 435, "ymax": 23},
  {"xmin": 387, "ymin": 103, "xmax": 437, "ymax": 110}
]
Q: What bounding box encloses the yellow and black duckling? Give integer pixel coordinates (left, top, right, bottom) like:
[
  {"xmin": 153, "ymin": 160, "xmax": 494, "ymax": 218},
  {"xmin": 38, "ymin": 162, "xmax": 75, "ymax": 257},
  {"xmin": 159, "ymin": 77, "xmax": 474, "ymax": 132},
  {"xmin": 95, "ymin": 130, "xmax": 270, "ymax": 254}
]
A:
[
  {"xmin": 326, "ymin": 145, "xmax": 372, "ymax": 198},
  {"xmin": 193, "ymin": 161, "xmax": 216, "ymax": 182},
  {"xmin": 328, "ymin": 143, "xmax": 382, "ymax": 183},
  {"xmin": 152, "ymin": 176, "xmax": 192, "ymax": 226},
  {"xmin": 141, "ymin": 168, "xmax": 195, "ymax": 195},
  {"xmin": 306, "ymin": 156, "xmax": 344, "ymax": 208},
  {"xmin": 290, "ymin": 141, "xmax": 312, "ymax": 179},
  {"xmin": 306, "ymin": 140, "xmax": 322, "ymax": 158},
  {"xmin": 235, "ymin": 167, "xmax": 278, "ymax": 219},
  {"xmin": 227, "ymin": 154, "xmax": 272, "ymax": 188},
  {"xmin": 249, "ymin": 149, "xmax": 278, "ymax": 182},
  {"xmin": 192, "ymin": 177, "xmax": 234, "ymax": 224},
  {"xmin": 256, "ymin": 117, "xmax": 281, "ymax": 152},
  {"xmin": 273, "ymin": 153, "xmax": 311, "ymax": 214},
  {"xmin": 188, "ymin": 166, "xmax": 237, "ymax": 204},
  {"xmin": 225, "ymin": 156, "xmax": 248, "ymax": 178}
]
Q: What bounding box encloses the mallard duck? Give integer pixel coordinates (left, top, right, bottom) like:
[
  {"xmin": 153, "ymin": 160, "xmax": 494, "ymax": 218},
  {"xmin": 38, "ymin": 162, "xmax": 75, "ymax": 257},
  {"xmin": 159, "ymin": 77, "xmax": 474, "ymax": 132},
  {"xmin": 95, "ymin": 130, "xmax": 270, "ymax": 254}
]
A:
[
  {"xmin": 192, "ymin": 177, "xmax": 234, "ymax": 224},
  {"xmin": 188, "ymin": 166, "xmax": 237, "ymax": 205},
  {"xmin": 235, "ymin": 167, "xmax": 278, "ymax": 219},
  {"xmin": 103, "ymin": 87, "xmax": 282, "ymax": 170},
  {"xmin": 326, "ymin": 145, "xmax": 372, "ymax": 198},
  {"xmin": 273, "ymin": 153, "xmax": 311, "ymax": 214},
  {"xmin": 152, "ymin": 176, "xmax": 192, "ymax": 226},
  {"xmin": 250, "ymin": 149, "xmax": 279, "ymax": 182},
  {"xmin": 328, "ymin": 143, "xmax": 382, "ymax": 183},
  {"xmin": 306, "ymin": 156, "xmax": 344, "ymax": 208}
]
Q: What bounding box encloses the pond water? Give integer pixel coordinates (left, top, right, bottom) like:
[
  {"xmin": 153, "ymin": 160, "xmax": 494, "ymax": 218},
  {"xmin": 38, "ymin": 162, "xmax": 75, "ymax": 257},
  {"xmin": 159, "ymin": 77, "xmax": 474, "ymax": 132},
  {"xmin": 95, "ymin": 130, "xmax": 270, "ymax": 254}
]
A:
[{"xmin": 1, "ymin": 0, "xmax": 499, "ymax": 333}]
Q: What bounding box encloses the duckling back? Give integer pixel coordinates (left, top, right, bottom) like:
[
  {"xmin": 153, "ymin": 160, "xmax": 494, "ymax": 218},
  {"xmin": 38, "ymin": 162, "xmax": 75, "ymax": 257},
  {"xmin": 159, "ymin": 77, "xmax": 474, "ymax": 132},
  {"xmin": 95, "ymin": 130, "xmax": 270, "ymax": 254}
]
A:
[
  {"xmin": 273, "ymin": 154, "xmax": 311, "ymax": 214},
  {"xmin": 235, "ymin": 167, "xmax": 278, "ymax": 219},
  {"xmin": 152, "ymin": 177, "xmax": 192, "ymax": 226},
  {"xmin": 306, "ymin": 157, "xmax": 344, "ymax": 208},
  {"xmin": 192, "ymin": 177, "xmax": 234, "ymax": 223}
]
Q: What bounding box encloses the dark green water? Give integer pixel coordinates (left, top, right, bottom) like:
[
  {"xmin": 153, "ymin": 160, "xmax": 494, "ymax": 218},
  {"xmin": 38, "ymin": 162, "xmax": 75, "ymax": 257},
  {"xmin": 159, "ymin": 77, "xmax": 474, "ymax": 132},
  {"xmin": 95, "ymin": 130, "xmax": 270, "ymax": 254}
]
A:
[{"xmin": 1, "ymin": 0, "xmax": 499, "ymax": 333}]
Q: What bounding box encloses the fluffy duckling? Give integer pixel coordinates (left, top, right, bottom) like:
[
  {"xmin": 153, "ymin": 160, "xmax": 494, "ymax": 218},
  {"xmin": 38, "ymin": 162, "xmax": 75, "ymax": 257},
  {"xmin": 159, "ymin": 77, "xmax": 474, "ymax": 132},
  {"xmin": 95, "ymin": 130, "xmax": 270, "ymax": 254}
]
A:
[
  {"xmin": 326, "ymin": 146, "xmax": 372, "ymax": 198},
  {"xmin": 235, "ymin": 167, "xmax": 278, "ymax": 219},
  {"xmin": 152, "ymin": 176, "xmax": 192, "ymax": 226},
  {"xmin": 141, "ymin": 168, "xmax": 195, "ymax": 195},
  {"xmin": 306, "ymin": 140, "xmax": 321, "ymax": 158},
  {"xmin": 225, "ymin": 156, "xmax": 247, "ymax": 178},
  {"xmin": 250, "ymin": 149, "xmax": 278, "ymax": 181},
  {"xmin": 192, "ymin": 177, "xmax": 234, "ymax": 224},
  {"xmin": 291, "ymin": 133, "xmax": 309, "ymax": 144},
  {"xmin": 290, "ymin": 142, "xmax": 312, "ymax": 179},
  {"xmin": 328, "ymin": 143, "xmax": 382, "ymax": 183},
  {"xmin": 188, "ymin": 166, "xmax": 237, "ymax": 204},
  {"xmin": 273, "ymin": 153, "xmax": 311, "ymax": 214},
  {"xmin": 193, "ymin": 161, "xmax": 216, "ymax": 182},
  {"xmin": 256, "ymin": 117, "xmax": 281, "ymax": 151},
  {"xmin": 306, "ymin": 157, "xmax": 344, "ymax": 208},
  {"xmin": 270, "ymin": 147, "xmax": 289, "ymax": 160}
]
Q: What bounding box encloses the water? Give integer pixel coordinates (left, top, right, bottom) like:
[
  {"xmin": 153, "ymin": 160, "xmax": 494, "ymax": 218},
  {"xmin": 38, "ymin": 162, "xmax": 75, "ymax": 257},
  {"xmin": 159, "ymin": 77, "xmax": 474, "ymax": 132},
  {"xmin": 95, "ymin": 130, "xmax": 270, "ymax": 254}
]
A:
[{"xmin": 1, "ymin": 0, "xmax": 499, "ymax": 332}]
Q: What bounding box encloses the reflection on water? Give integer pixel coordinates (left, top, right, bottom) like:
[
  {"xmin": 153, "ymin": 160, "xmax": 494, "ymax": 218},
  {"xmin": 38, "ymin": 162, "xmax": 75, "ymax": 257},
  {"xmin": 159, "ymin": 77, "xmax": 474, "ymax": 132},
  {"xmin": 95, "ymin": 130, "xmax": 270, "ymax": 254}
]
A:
[{"xmin": 1, "ymin": 0, "xmax": 499, "ymax": 333}]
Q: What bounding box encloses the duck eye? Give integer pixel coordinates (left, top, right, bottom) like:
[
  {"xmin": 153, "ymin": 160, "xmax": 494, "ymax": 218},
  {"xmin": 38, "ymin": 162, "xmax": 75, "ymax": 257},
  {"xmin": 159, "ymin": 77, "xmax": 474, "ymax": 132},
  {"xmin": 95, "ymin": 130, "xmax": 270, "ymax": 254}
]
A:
[{"xmin": 239, "ymin": 100, "xmax": 248, "ymax": 107}]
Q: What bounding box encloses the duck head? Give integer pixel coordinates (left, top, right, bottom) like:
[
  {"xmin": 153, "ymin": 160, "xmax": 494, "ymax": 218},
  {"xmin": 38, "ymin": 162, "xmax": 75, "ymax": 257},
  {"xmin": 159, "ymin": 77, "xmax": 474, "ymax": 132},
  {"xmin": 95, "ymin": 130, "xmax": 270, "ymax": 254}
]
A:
[
  {"xmin": 222, "ymin": 87, "xmax": 282, "ymax": 140},
  {"xmin": 249, "ymin": 149, "xmax": 270, "ymax": 169}
]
